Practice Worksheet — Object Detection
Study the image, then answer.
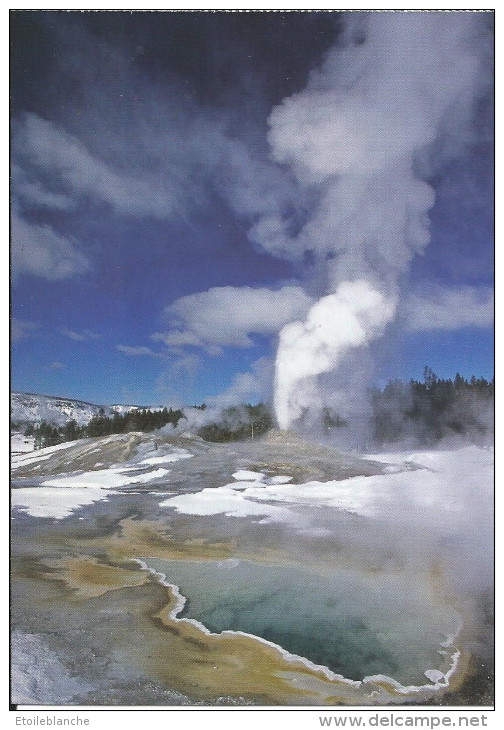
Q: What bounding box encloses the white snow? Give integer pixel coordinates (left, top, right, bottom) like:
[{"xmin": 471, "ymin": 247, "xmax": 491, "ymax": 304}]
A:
[
  {"xmin": 160, "ymin": 446, "xmax": 493, "ymax": 529},
  {"xmin": 11, "ymin": 441, "xmax": 493, "ymax": 591},
  {"xmin": 140, "ymin": 449, "xmax": 193, "ymax": 466},
  {"xmin": 41, "ymin": 466, "xmax": 170, "ymax": 489},
  {"xmin": 110, "ymin": 403, "xmax": 168, "ymax": 415},
  {"xmin": 11, "ymin": 392, "xmax": 105, "ymax": 427},
  {"xmin": 269, "ymin": 475, "xmax": 294, "ymax": 484},
  {"xmin": 161, "ymin": 484, "xmax": 293, "ymax": 521},
  {"xmin": 231, "ymin": 470, "xmax": 293, "ymax": 484},
  {"xmin": 232, "ymin": 470, "xmax": 265, "ymax": 481},
  {"xmin": 11, "ymin": 440, "xmax": 83, "ymax": 470},
  {"xmin": 12, "ymin": 464, "xmax": 171, "ymax": 519},
  {"xmin": 11, "ymin": 392, "xmax": 166, "ymax": 428},
  {"xmin": 12, "ymin": 487, "xmax": 112, "ymax": 519},
  {"xmin": 11, "ymin": 433, "xmax": 35, "ymax": 453}
]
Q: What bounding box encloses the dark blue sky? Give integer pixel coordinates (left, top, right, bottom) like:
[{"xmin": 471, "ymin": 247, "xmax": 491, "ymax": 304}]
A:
[{"xmin": 11, "ymin": 11, "xmax": 494, "ymax": 407}]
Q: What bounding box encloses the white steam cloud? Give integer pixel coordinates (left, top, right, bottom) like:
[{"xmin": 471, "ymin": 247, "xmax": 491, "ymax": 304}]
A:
[
  {"xmin": 275, "ymin": 281, "xmax": 396, "ymax": 430},
  {"xmin": 253, "ymin": 12, "xmax": 491, "ymax": 430}
]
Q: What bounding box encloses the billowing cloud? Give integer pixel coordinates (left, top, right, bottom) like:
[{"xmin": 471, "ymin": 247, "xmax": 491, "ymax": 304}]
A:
[
  {"xmin": 404, "ymin": 286, "xmax": 494, "ymax": 332},
  {"xmin": 259, "ymin": 12, "xmax": 489, "ymax": 272},
  {"xmin": 157, "ymin": 285, "xmax": 314, "ymax": 350},
  {"xmin": 11, "ymin": 213, "xmax": 91, "ymax": 282}
]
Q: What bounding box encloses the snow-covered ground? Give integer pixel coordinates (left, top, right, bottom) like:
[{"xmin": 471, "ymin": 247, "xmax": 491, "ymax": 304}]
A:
[
  {"xmin": 161, "ymin": 445, "xmax": 493, "ymax": 523},
  {"xmin": 11, "ymin": 438, "xmax": 493, "ymax": 597},
  {"xmin": 11, "ymin": 439, "xmax": 84, "ymax": 469},
  {"xmin": 12, "ymin": 438, "xmax": 493, "ymax": 540},
  {"xmin": 159, "ymin": 444, "xmax": 493, "ymax": 591},
  {"xmin": 11, "ymin": 432, "xmax": 35, "ymax": 453},
  {"xmin": 11, "ymin": 440, "xmax": 193, "ymax": 519},
  {"xmin": 10, "ymin": 436, "xmax": 494, "ymax": 705}
]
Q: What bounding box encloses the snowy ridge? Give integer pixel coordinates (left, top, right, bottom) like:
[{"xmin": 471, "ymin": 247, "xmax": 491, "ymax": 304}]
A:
[
  {"xmin": 109, "ymin": 403, "xmax": 166, "ymax": 416},
  {"xmin": 11, "ymin": 392, "xmax": 168, "ymax": 427},
  {"xmin": 11, "ymin": 392, "xmax": 111, "ymax": 427}
]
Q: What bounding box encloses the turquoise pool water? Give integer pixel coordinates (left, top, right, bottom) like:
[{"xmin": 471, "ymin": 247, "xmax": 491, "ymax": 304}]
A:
[{"xmin": 141, "ymin": 557, "xmax": 460, "ymax": 687}]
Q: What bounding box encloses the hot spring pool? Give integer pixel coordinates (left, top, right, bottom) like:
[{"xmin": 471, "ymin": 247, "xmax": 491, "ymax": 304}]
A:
[{"xmin": 140, "ymin": 557, "xmax": 461, "ymax": 688}]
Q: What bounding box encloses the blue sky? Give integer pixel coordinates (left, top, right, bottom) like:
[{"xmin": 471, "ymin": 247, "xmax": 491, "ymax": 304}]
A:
[{"xmin": 11, "ymin": 11, "xmax": 494, "ymax": 408}]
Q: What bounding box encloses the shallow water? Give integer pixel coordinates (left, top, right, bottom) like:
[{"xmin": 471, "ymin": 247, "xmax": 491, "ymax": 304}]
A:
[{"xmin": 142, "ymin": 556, "xmax": 460, "ymax": 687}]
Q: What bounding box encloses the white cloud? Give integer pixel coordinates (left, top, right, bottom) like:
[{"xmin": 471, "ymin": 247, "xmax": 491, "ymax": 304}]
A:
[
  {"xmin": 11, "ymin": 214, "xmax": 91, "ymax": 282},
  {"xmin": 206, "ymin": 357, "xmax": 273, "ymax": 408},
  {"xmin": 250, "ymin": 13, "xmax": 487, "ymax": 271},
  {"xmin": 151, "ymin": 330, "xmax": 205, "ymax": 349},
  {"xmin": 404, "ymin": 286, "xmax": 494, "ymax": 332},
  {"xmin": 159, "ymin": 285, "xmax": 314, "ymax": 350},
  {"xmin": 11, "ymin": 164, "xmax": 74, "ymax": 211},
  {"xmin": 14, "ymin": 114, "xmax": 177, "ymax": 219},
  {"xmin": 169, "ymin": 354, "xmax": 203, "ymax": 379},
  {"xmin": 61, "ymin": 328, "xmax": 101, "ymax": 342},
  {"xmin": 12, "ymin": 318, "xmax": 38, "ymax": 343},
  {"xmin": 116, "ymin": 345, "xmax": 161, "ymax": 357}
]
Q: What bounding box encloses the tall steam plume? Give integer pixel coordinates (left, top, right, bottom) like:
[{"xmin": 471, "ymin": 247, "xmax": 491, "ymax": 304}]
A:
[{"xmin": 251, "ymin": 12, "xmax": 490, "ymax": 431}]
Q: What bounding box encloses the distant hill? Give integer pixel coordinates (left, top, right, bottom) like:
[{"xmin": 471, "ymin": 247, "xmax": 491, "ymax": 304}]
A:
[{"xmin": 10, "ymin": 392, "xmax": 163, "ymax": 428}]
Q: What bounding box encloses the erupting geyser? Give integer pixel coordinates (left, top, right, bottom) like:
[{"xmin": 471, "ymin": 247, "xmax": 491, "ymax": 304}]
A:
[
  {"xmin": 262, "ymin": 13, "xmax": 490, "ymax": 430},
  {"xmin": 274, "ymin": 281, "xmax": 396, "ymax": 430}
]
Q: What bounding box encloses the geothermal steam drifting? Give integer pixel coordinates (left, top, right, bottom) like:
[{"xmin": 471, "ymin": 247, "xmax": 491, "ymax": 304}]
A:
[
  {"xmin": 274, "ymin": 281, "xmax": 396, "ymax": 430},
  {"xmin": 261, "ymin": 13, "xmax": 489, "ymax": 430}
]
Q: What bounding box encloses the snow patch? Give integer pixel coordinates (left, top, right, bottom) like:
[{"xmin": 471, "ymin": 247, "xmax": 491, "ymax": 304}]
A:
[
  {"xmin": 140, "ymin": 449, "xmax": 193, "ymax": 466},
  {"xmin": 161, "ymin": 447, "xmax": 493, "ymax": 531},
  {"xmin": 41, "ymin": 466, "xmax": 170, "ymax": 489},
  {"xmin": 13, "ymin": 463, "xmax": 172, "ymax": 519},
  {"xmin": 269, "ymin": 475, "xmax": 294, "ymax": 484},
  {"xmin": 11, "ymin": 440, "xmax": 83, "ymax": 470},
  {"xmin": 11, "ymin": 433, "xmax": 35, "ymax": 454},
  {"xmin": 161, "ymin": 485, "xmax": 293, "ymax": 522},
  {"xmin": 12, "ymin": 486, "xmax": 112, "ymax": 519},
  {"xmin": 232, "ymin": 470, "xmax": 265, "ymax": 482}
]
